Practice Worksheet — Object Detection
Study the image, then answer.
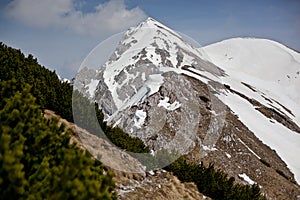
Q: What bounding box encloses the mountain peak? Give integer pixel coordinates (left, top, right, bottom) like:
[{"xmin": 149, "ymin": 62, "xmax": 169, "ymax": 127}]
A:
[
  {"xmin": 79, "ymin": 18, "xmax": 223, "ymax": 110},
  {"xmin": 145, "ymin": 17, "xmax": 156, "ymax": 23},
  {"xmin": 143, "ymin": 17, "xmax": 164, "ymax": 27},
  {"xmin": 132, "ymin": 17, "xmax": 180, "ymax": 38},
  {"xmin": 143, "ymin": 17, "xmax": 163, "ymax": 26}
]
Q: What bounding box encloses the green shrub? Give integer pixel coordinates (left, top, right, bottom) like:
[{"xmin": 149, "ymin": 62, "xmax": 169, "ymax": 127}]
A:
[
  {"xmin": 164, "ymin": 157, "xmax": 266, "ymax": 200},
  {"xmin": 0, "ymin": 42, "xmax": 73, "ymax": 122},
  {"xmin": 0, "ymin": 81, "xmax": 116, "ymax": 199}
]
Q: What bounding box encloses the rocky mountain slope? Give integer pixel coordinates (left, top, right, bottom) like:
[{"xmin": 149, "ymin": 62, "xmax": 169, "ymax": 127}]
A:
[
  {"xmin": 74, "ymin": 18, "xmax": 300, "ymax": 199},
  {"xmin": 44, "ymin": 109, "xmax": 208, "ymax": 200}
]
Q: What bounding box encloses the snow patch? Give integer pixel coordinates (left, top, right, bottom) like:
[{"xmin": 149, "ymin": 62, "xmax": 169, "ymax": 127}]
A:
[
  {"xmin": 148, "ymin": 170, "xmax": 155, "ymax": 175},
  {"xmin": 238, "ymin": 138, "xmax": 261, "ymax": 159},
  {"xmin": 133, "ymin": 109, "xmax": 147, "ymax": 129},
  {"xmin": 223, "ymin": 135, "xmax": 232, "ymax": 142},
  {"xmin": 202, "ymin": 145, "xmax": 217, "ymax": 151},
  {"xmin": 150, "ymin": 149, "xmax": 155, "ymax": 156},
  {"xmin": 239, "ymin": 173, "xmax": 256, "ymax": 185},
  {"xmin": 62, "ymin": 78, "xmax": 70, "ymax": 83},
  {"xmin": 158, "ymin": 96, "xmax": 181, "ymax": 111},
  {"xmin": 146, "ymin": 74, "xmax": 164, "ymax": 96},
  {"xmin": 85, "ymin": 79, "xmax": 99, "ymax": 98},
  {"xmin": 113, "ymin": 118, "xmax": 122, "ymax": 128},
  {"xmin": 225, "ymin": 152, "xmax": 231, "ymax": 158}
]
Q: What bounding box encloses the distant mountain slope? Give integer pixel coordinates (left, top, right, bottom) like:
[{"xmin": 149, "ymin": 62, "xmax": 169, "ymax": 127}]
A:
[
  {"xmin": 203, "ymin": 38, "xmax": 300, "ymax": 184},
  {"xmin": 203, "ymin": 38, "xmax": 300, "ymax": 105}
]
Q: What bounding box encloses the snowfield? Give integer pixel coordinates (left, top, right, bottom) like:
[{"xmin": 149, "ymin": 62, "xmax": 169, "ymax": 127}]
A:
[
  {"xmin": 203, "ymin": 38, "xmax": 300, "ymax": 184},
  {"xmin": 203, "ymin": 38, "xmax": 300, "ymax": 123}
]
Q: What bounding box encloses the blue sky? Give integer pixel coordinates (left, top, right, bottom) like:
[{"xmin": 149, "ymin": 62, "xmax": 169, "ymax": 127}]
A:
[{"xmin": 1, "ymin": 0, "xmax": 299, "ymax": 78}]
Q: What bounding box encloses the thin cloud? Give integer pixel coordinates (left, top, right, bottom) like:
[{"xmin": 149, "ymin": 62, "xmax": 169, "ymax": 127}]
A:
[{"xmin": 5, "ymin": 0, "xmax": 147, "ymax": 35}]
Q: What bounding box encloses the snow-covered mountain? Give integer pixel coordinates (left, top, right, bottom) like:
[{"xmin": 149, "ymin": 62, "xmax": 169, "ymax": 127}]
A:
[
  {"xmin": 203, "ymin": 38, "xmax": 300, "ymax": 182},
  {"xmin": 76, "ymin": 17, "xmax": 224, "ymax": 112},
  {"xmin": 74, "ymin": 18, "xmax": 300, "ymax": 198},
  {"xmin": 75, "ymin": 17, "xmax": 227, "ymax": 157},
  {"xmin": 204, "ymin": 38, "xmax": 300, "ymax": 106}
]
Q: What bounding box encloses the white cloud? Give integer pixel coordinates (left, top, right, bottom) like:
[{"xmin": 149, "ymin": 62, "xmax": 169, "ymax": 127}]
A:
[{"xmin": 5, "ymin": 0, "xmax": 147, "ymax": 35}]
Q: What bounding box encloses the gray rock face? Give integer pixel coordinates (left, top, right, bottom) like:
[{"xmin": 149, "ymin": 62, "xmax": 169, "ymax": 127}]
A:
[
  {"xmin": 94, "ymin": 71, "xmax": 118, "ymax": 116},
  {"xmin": 97, "ymin": 67, "xmax": 229, "ymax": 162},
  {"xmin": 73, "ymin": 67, "xmax": 97, "ymax": 98},
  {"xmin": 110, "ymin": 72, "xmax": 204, "ymax": 155}
]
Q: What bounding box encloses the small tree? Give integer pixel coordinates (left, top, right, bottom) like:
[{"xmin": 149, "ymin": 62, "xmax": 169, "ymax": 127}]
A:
[{"xmin": 0, "ymin": 81, "xmax": 117, "ymax": 199}]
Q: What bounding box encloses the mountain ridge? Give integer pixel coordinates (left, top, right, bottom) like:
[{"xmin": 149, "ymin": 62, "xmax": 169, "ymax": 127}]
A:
[{"xmin": 74, "ymin": 18, "xmax": 300, "ymax": 199}]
